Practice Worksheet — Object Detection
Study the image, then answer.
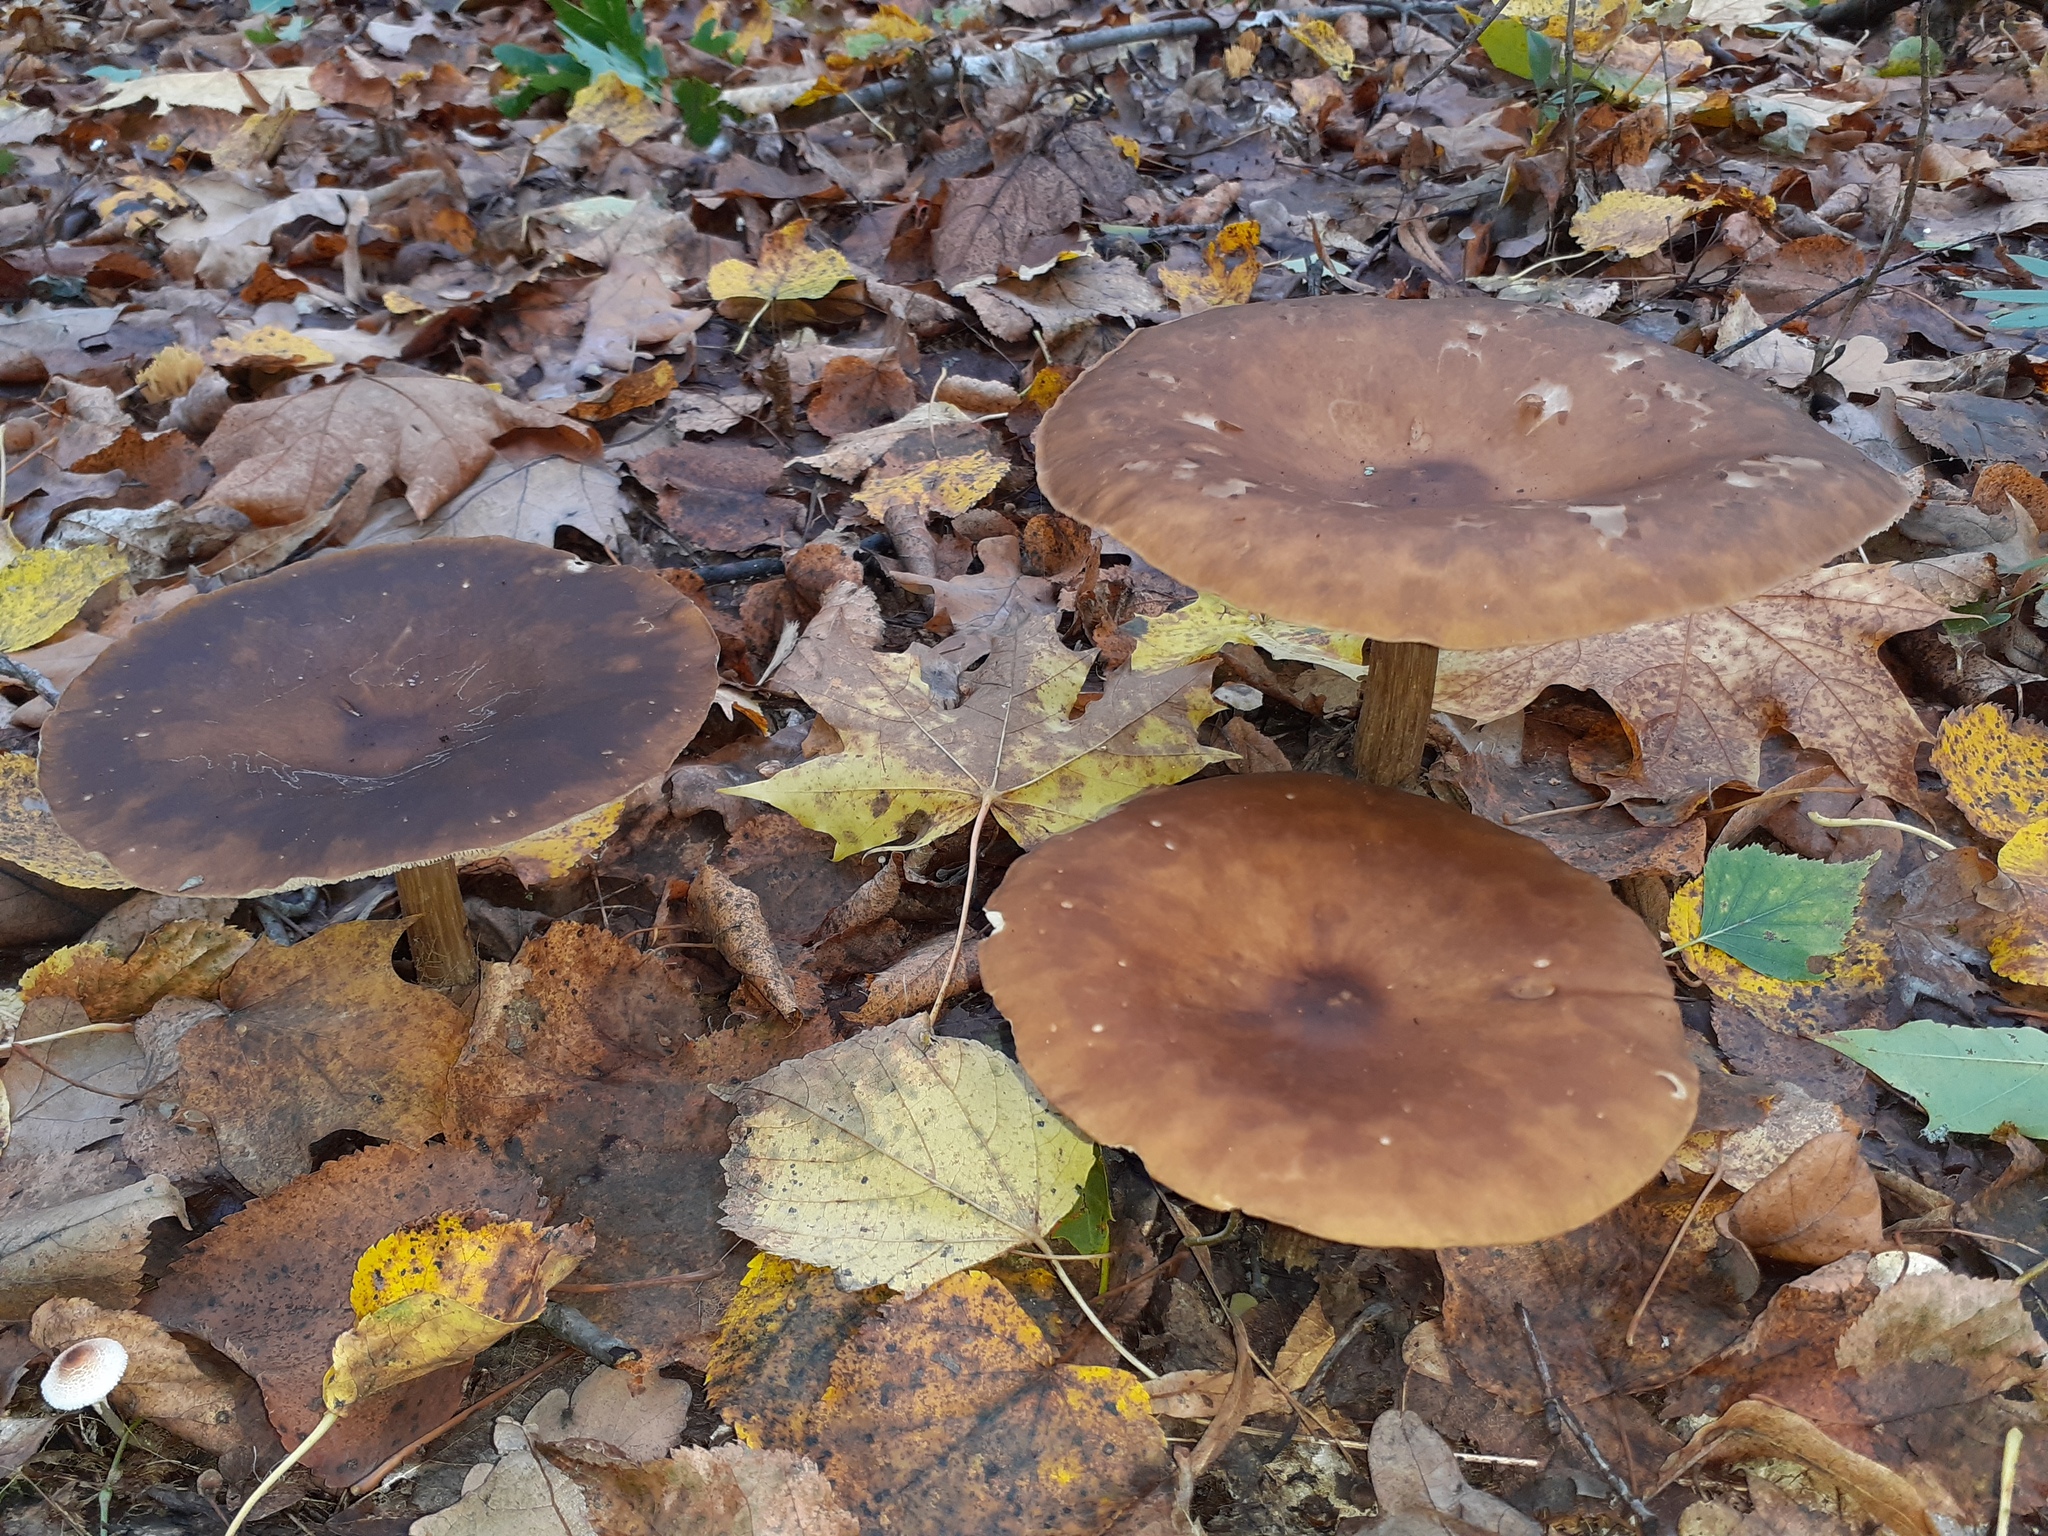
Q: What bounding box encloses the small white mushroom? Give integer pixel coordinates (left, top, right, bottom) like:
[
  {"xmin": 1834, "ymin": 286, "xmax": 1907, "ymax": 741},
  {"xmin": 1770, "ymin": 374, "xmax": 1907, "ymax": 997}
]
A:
[{"xmin": 41, "ymin": 1337, "xmax": 129, "ymax": 1433}]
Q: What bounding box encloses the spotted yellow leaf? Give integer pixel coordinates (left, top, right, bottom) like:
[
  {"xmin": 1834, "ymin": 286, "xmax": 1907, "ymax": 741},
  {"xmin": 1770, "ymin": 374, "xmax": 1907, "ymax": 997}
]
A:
[
  {"xmin": 205, "ymin": 326, "xmax": 336, "ymax": 370},
  {"xmin": 1131, "ymin": 592, "xmax": 1367, "ymax": 678},
  {"xmin": 708, "ymin": 220, "xmax": 857, "ymax": 310},
  {"xmin": 1287, "ymin": 18, "xmax": 1353, "ymax": 78},
  {"xmin": 1571, "ymin": 191, "xmax": 1704, "ymax": 258},
  {"xmin": 1931, "ymin": 703, "xmax": 2048, "ymax": 841},
  {"xmin": 1991, "ymin": 818, "xmax": 2048, "ymax": 984},
  {"xmin": 567, "ymin": 71, "xmax": 667, "ymax": 146},
  {"xmin": 725, "ymin": 613, "xmax": 1227, "ymax": 859},
  {"xmin": 1669, "ymin": 877, "xmax": 1891, "ymax": 1036},
  {"xmin": 0, "ymin": 544, "xmax": 126, "ymax": 653},
  {"xmin": 1158, "ymin": 220, "xmax": 1262, "ymax": 314},
  {"xmin": 854, "ymin": 450, "xmax": 1007, "ymax": 520},
  {"xmin": 0, "ymin": 754, "xmax": 126, "ymax": 889}
]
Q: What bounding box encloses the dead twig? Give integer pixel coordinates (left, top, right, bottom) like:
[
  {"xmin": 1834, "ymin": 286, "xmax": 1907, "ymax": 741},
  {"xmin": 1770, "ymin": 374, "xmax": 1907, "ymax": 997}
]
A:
[
  {"xmin": 1624, "ymin": 1152, "xmax": 1721, "ymax": 1349},
  {"xmin": 1516, "ymin": 1303, "xmax": 1664, "ymax": 1534}
]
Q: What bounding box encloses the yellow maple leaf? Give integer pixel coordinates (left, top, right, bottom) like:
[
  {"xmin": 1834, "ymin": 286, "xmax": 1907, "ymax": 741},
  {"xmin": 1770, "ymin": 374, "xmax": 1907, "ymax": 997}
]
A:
[
  {"xmin": 1157, "ymin": 220, "xmax": 1262, "ymax": 313},
  {"xmin": 567, "ymin": 71, "xmax": 667, "ymax": 146},
  {"xmin": 1131, "ymin": 591, "xmax": 1366, "ymax": 677},
  {"xmin": 0, "ymin": 544, "xmax": 126, "ymax": 653},
  {"xmin": 708, "ymin": 219, "xmax": 857, "ymax": 312},
  {"xmin": 1931, "ymin": 703, "xmax": 2048, "ymax": 841},
  {"xmin": 1668, "ymin": 878, "xmax": 1891, "ymax": 1036},
  {"xmin": 854, "ymin": 450, "xmax": 1007, "ymax": 520},
  {"xmin": 724, "ymin": 613, "xmax": 1228, "ymax": 858},
  {"xmin": 1571, "ymin": 190, "xmax": 1705, "ymax": 258},
  {"xmin": 1287, "ymin": 18, "xmax": 1353, "ymax": 79},
  {"xmin": 205, "ymin": 325, "xmax": 336, "ymax": 369}
]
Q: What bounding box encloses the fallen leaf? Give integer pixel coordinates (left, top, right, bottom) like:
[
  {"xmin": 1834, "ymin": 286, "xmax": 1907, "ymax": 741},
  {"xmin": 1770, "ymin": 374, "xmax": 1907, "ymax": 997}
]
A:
[
  {"xmin": 1726, "ymin": 1131, "xmax": 1884, "ymax": 1265},
  {"xmin": 1436, "ymin": 565, "xmax": 1946, "ymax": 806},
  {"xmin": 793, "ymin": 1267, "xmax": 1168, "ymax": 1536},
  {"xmin": 22, "ymin": 919, "xmax": 252, "ymax": 1022},
  {"xmin": 566, "ymin": 72, "xmax": 668, "ymax": 146},
  {"xmin": 1668, "ymin": 879, "xmax": 1892, "ymax": 1036},
  {"xmin": 1287, "ymin": 18, "xmax": 1356, "ymax": 77},
  {"xmin": 205, "ymin": 324, "xmax": 336, "ymax": 370},
  {"xmin": 721, "ymin": 1015, "xmax": 1096, "ymax": 1293},
  {"xmin": 1825, "ymin": 1018, "xmax": 2048, "ymax": 1138},
  {"xmin": 565, "ymin": 362, "xmax": 680, "ymax": 421},
  {"xmin": 1684, "ymin": 845, "xmax": 1878, "ymax": 980},
  {"xmin": 142, "ymin": 1141, "xmax": 547, "ymax": 1485},
  {"xmin": 0, "ymin": 543, "xmax": 126, "ymax": 652},
  {"xmin": 690, "ymin": 865, "xmax": 804, "ymax": 1018},
  {"xmin": 1130, "ymin": 590, "xmax": 1366, "ymax": 677},
  {"xmin": 168, "ymin": 921, "xmax": 469, "ymax": 1194},
  {"xmin": 0, "ymin": 1173, "xmax": 186, "ymax": 1320},
  {"xmin": 0, "ymin": 754, "xmax": 127, "ymax": 889},
  {"xmin": 1366, "ymin": 1409, "xmax": 1540, "ymax": 1536},
  {"xmin": 961, "ymin": 255, "xmax": 1166, "ymax": 340},
  {"xmin": 1930, "ymin": 702, "xmax": 2048, "ymax": 839},
  {"xmin": 853, "ymin": 450, "xmax": 1008, "ymax": 523},
  {"xmin": 199, "ymin": 372, "xmax": 593, "ymax": 540},
  {"xmin": 423, "ymin": 453, "xmax": 631, "ymax": 552},
  {"xmin": 571, "ymin": 259, "xmax": 705, "ymax": 377},
  {"xmin": 627, "ymin": 441, "xmax": 799, "ymax": 551},
  {"xmin": 1, "ymin": 1011, "xmax": 146, "ymax": 1161},
  {"xmin": 845, "ymin": 933, "xmax": 980, "ymax": 1025},
  {"xmin": 708, "ymin": 221, "xmax": 856, "ymax": 317},
  {"xmin": 92, "ymin": 67, "xmax": 324, "ymax": 113},
  {"xmin": 539, "ymin": 1438, "xmax": 859, "ymax": 1536},
  {"xmin": 725, "ymin": 613, "xmax": 1227, "ymax": 859},
  {"xmin": 1571, "ymin": 190, "xmax": 1703, "ymax": 257},
  {"xmin": 524, "ymin": 1364, "xmax": 694, "ymax": 1462},
  {"xmin": 806, "ymin": 355, "xmax": 917, "ymax": 438},
  {"xmin": 1157, "ymin": 221, "xmax": 1262, "ymax": 313},
  {"xmin": 706, "ymin": 1254, "xmax": 889, "ymax": 1447},
  {"xmin": 932, "ymin": 118, "xmax": 1138, "ymax": 291}
]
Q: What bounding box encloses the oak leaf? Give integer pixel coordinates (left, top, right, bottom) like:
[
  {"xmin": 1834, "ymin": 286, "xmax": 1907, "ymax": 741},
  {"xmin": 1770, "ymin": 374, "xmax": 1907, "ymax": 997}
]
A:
[
  {"xmin": 725, "ymin": 613, "xmax": 1227, "ymax": 859},
  {"xmin": 1435, "ymin": 565, "xmax": 1946, "ymax": 805}
]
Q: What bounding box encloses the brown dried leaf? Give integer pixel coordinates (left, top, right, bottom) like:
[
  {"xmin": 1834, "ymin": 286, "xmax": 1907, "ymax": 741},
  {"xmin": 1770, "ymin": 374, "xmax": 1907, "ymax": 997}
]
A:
[
  {"xmin": 931, "ymin": 119, "xmax": 1140, "ymax": 291},
  {"xmin": 1726, "ymin": 1131, "xmax": 1884, "ymax": 1265},
  {"xmin": 626, "ymin": 442, "xmax": 798, "ymax": 552},
  {"xmin": 172, "ymin": 921, "xmax": 469, "ymax": 1194},
  {"xmin": 690, "ymin": 865, "xmax": 803, "ymax": 1018},
  {"xmin": 22, "ymin": 919, "xmax": 253, "ymax": 1023},
  {"xmin": 537, "ymin": 1439, "xmax": 858, "ymax": 1536},
  {"xmin": 1437, "ymin": 566, "xmax": 1947, "ymax": 805},
  {"xmin": 806, "ymin": 355, "xmax": 917, "ymax": 439},
  {"xmin": 846, "ymin": 933, "xmax": 979, "ymax": 1025},
  {"xmin": 200, "ymin": 372, "xmax": 595, "ymax": 536},
  {"xmin": 0, "ymin": 1172, "xmax": 186, "ymax": 1321}
]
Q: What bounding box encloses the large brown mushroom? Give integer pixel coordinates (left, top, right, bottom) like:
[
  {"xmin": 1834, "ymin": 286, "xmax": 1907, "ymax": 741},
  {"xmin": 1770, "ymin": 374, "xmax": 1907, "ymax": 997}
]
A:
[
  {"xmin": 1034, "ymin": 297, "xmax": 1909, "ymax": 785},
  {"xmin": 41, "ymin": 538, "xmax": 719, "ymax": 986},
  {"xmin": 979, "ymin": 773, "xmax": 1696, "ymax": 1247}
]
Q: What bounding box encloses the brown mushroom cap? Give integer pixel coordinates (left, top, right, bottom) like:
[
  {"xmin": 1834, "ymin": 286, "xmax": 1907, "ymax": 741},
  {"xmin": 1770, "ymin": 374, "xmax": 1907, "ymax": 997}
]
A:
[
  {"xmin": 41, "ymin": 539, "xmax": 719, "ymax": 898},
  {"xmin": 979, "ymin": 773, "xmax": 1696, "ymax": 1247},
  {"xmin": 1034, "ymin": 297, "xmax": 1908, "ymax": 650}
]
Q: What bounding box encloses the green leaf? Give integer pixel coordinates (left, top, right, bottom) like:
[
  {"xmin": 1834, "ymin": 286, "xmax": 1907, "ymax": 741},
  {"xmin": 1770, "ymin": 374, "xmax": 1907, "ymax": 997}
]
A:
[
  {"xmin": 1688, "ymin": 844, "xmax": 1878, "ymax": 980},
  {"xmin": 674, "ymin": 75, "xmax": 734, "ymax": 146},
  {"xmin": 1825, "ymin": 1019, "xmax": 2048, "ymax": 1139},
  {"xmin": 1049, "ymin": 1148, "xmax": 1110, "ymax": 1256},
  {"xmin": 1480, "ymin": 18, "xmax": 1550, "ymax": 81},
  {"xmin": 1875, "ymin": 35, "xmax": 1942, "ymax": 76},
  {"xmin": 492, "ymin": 44, "xmax": 590, "ymax": 115}
]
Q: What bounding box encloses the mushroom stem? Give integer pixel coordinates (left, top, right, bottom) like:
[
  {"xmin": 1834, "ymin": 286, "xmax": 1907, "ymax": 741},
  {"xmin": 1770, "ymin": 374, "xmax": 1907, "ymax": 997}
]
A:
[
  {"xmin": 395, "ymin": 858, "xmax": 479, "ymax": 989},
  {"xmin": 1353, "ymin": 640, "xmax": 1439, "ymax": 789}
]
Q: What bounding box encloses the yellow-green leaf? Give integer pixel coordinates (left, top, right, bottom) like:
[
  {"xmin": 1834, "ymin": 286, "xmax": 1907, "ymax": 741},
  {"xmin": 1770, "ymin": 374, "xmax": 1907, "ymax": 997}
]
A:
[
  {"xmin": 708, "ymin": 219, "xmax": 856, "ymax": 308},
  {"xmin": 0, "ymin": 545, "xmax": 125, "ymax": 652},
  {"xmin": 721, "ymin": 1016, "xmax": 1097, "ymax": 1293},
  {"xmin": 854, "ymin": 450, "xmax": 1007, "ymax": 519},
  {"xmin": 725, "ymin": 614, "xmax": 1228, "ymax": 859},
  {"xmin": 1131, "ymin": 591, "xmax": 1366, "ymax": 678}
]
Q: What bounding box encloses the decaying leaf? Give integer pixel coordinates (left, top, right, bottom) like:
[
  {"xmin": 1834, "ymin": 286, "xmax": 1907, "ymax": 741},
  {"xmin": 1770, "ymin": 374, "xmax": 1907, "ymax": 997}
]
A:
[
  {"xmin": 0, "ymin": 1173, "xmax": 186, "ymax": 1320},
  {"xmin": 1366, "ymin": 1410, "xmax": 1540, "ymax": 1536},
  {"xmin": 539, "ymin": 1439, "xmax": 858, "ymax": 1536},
  {"xmin": 725, "ymin": 614, "xmax": 1227, "ymax": 859},
  {"xmin": 1437, "ymin": 565, "xmax": 1946, "ymax": 805},
  {"xmin": 721, "ymin": 1015, "xmax": 1096, "ymax": 1293},
  {"xmin": 1668, "ymin": 877, "xmax": 1892, "ymax": 1037},
  {"xmin": 1158, "ymin": 221, "xmax": 1262, "ymax": 313},
  {"xmin": 1131, "ymin": 591, "xmax": 1366, "ymax": 677},
  {"xmin": 0, "ymin": 543, "xmax": 126, "ymax": 653},
  {"xmin": 1725, "ymin": 1131, "xmax": 1884, "ymax": 1265},
  {"xmin": 708, "ymin": 221, "xmax": 856, "ymax": 316},
  {"xmin": 1932, "ymin": 703, "xmax": 2048, "ymax": 840},
  {"xmin": 22, "ymin": 919, "xmax": 252, "ymax": 1022},
  {"xmin": 853, "ymin": 450, "xmax": 1008, "ymax": 523},
  {"xmin": 1571, "ymin": 190, "xmax": 1703, "ymax": 256},
  {"xmin": 0, "ymin": 754, "xmax": 127, "ymax": 889}
]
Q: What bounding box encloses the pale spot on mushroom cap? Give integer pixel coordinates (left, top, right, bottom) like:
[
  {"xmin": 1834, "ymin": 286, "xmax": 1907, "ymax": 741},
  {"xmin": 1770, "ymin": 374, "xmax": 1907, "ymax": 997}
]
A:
[
  {"xmin": 1203, "ymin": 480, "xmax": 1255, "ymax": 499},
  {"xmin": 1656, "ymin": 1070, "xmax": 1689, "ymax": 1099},
  {"xmin": 1181, "ymin": 411, "xmax": 1242, "ymax": 432},
  {"xmin": 1570, "ymin": 505, "xmax": 1630, "ymax": 545},
  {"xmin": 1517, "ymin": 382, "xmax": 1572, "ymax": 432}
]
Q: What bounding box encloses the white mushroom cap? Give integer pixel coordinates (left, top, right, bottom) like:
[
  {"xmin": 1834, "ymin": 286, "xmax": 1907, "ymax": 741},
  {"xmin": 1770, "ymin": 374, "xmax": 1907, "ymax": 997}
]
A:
[{"xmin": 41, "ymin": 1337, "xmax": 127, "ymax": 1411}]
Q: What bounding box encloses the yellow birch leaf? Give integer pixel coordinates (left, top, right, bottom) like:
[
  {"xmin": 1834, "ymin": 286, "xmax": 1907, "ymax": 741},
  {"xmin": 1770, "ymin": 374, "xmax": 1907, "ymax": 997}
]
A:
[
  {"xmin": 487, "ymin": 794, "xmax": 628, "ymax": 884},
  {"xmin": 1571, "ymin": 190, "xmax": 1704, "ymax": 257},
  {"xmin": 853, "ymin": 450, "xmax": 1007, "ymax": 520},
  {"xmin": 136, "ymin": 345, "xmax": 207, "ymax": 404},
  {"xmin": 0, "ymin": 754, "xmax": 127, "ymax": 889},
  {"xmin": 1287, "ymin": 19, "xmax": 1354, "ymax": 78},
  {"xmin": 1157, "ymin": 220, "xmax": 1262, "ymax": 313},
  {"xmin": 1669, "ymin": 877, "xmax": 1891, "ymax": 1036},
  {"xmin": 567, "ymin": 72, "xmax": 667, "ymax": 146},
  {"xmin": 327, "ymin": 1213, "xmax": 592, "ymax": 1411},
  {"xmin": 1110, "ymin": 133, "xmax": 1143, "ymax": 165},
  {"xmin": 1931, "ymin": 702, "xmax": 2048, "ymax": 841},
  {"xmin": 1131, "ymin": 591, "xmax": 1367, "ymax": 678},
  {"xmin": 708, "ymin": 220, "xmax": 857, "ymax": 310},
  {"xmin": 205, "ymin": 325, "xmax": 336, "ymax": 369},
  {"xmin": 22, "ymin": 919, "xmax": 252, "ymax": 1023},
  {"xmin": 1990, "ymin": 818, "xmax": 2048, "ymax": 984},
  {"xmin": 1020, "ymin": 366, "xmax": 1071, "ymax": 412},
  {"xmin": 723, "ymin": 613, "xmax": 1228, "ymax": 859},
  {"xmin": 721, "ymin": 1015, "xmax": 1096, "ymax": 1293},
  {"xmin": 0, "ymin": 544, "xmax": 126, "ymax": 653}
]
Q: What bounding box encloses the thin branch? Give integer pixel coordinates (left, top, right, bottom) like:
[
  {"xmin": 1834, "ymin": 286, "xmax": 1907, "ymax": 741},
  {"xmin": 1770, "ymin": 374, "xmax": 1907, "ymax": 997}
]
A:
[
  {"xmin": 1805, "ymin": 812, "xmax": 1957, "ymax": 851},
  {"xmin": 1035, "ymin": 1237, "xmax": 1159, "ymax": 1379},
  {"xmin": 1517, "ymin": 1304, "xmax": 1663, "ymax": 1534}
]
